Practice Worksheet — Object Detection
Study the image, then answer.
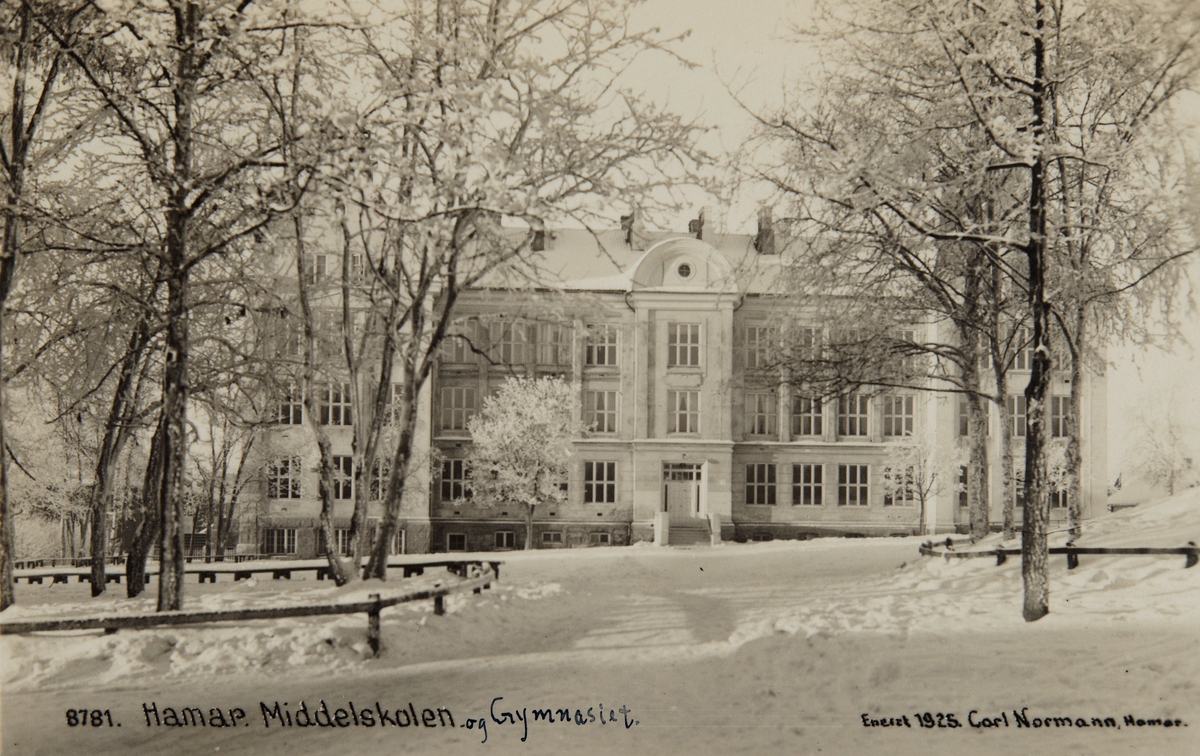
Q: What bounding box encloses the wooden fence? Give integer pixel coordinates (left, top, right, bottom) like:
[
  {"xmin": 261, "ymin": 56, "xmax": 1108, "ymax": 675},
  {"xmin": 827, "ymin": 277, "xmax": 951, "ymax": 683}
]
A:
[
  {"xmin": 920, "ymin": 539, "xmax": 1198, "ymax": 569},
  {"xmin": 0, "ymin": 566, "xmax": 499, "ymax": 655}
]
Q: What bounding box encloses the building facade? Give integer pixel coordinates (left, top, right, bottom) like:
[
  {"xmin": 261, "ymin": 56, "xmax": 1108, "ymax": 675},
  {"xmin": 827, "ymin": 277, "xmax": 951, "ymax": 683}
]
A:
[{"xmin": 241, "ymin": 218, "xmax": 1108, "ymax": 556}]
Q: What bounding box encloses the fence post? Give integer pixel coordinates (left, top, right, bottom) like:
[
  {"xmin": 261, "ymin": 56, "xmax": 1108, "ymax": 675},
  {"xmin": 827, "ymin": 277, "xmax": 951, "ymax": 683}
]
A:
[
  {"xmin": 434, "ymin": 594, "xmax": 445, "ymax": 616},
  {"xmin": 367, "ymin": 593, "xmax": 381, "ymax": 656},
  {"xmin": 1187, "ymin": 542, "xmax": 1197, "ymax": 569}
]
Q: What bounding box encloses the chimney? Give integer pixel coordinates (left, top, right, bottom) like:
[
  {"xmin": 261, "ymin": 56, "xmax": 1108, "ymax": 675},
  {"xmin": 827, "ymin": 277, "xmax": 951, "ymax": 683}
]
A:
[
  {"xmin": 621, "ymin": 208, "xmax": 649, "ymax": 250},
  {"xmin": 755, "ymin": 206, "xmax": 776, "ymax": 255}
]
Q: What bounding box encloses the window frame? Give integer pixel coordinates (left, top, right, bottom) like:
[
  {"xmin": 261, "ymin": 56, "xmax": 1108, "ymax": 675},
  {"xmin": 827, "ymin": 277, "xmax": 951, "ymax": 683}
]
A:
[
  {"xmin": 745, "ymin": 463, "xmax": 777, "ymax": 505},
  {"xmin": 319, "ymin": 381, "xmax": 353, "ymax": 426},
  {"xmin": 792, "ymin": 463, "xmax": 823, "ymax": 506},
  {"xmin": 537, "ymin": 322, "xmax": 573, "ymax": 366},
  {"xmin": 666, "ymin": 390, "xmax": 700, "ymax": 434},
  {"xmin": 667, "ymin": 323, "xmax": 702, "ymax": 367},
  {"xmin": 494, "ymin": 531, "xmax": 516, "ymax": 550},
  {"xmin": 446, "ymin": 533, "xmax": 467, "ymax": 552},
  {"xmin": 837, "ymin": 394, "xmax": 869, "ymax": 437},
  {"xmin": 883, "ymin": 465, "xmax": 917, "ymax": 507},
  {"xmin": 440, "ymin": 386, "xmax": 476, "ymax": 431},
  {"xmin": 584, "ymin": 389, "xmax": 618, "ymax": 434},
  {"xmin": 791, "ymin": 395, "xmax": 823, "ymax": 437},
  {"xmin": 266, "ymin": 456, "xmax": 302, "ymax": 500},
  {"xmin": 331, "ymin": 455, "xmax": 353, "ymax": 500},
  {"xmin": 882, "ymin": 394, "xmax": 915, "ymax": 437},
  {"xmin": 746, "ymin": 391, "xmax": 777, "ymax": 436},
  {"xmin": 264, "ymin": 528, "xmax": 297, "ymax": 554},
  {"xmin": 584, "ymin": 323, "xmax": 619, "ymax": 367},
  {"xmin": 743, "ymin": 325, "xmax": 776, "ymax": 370},
  {"xmin": 837, "ymin": 464, "xmax": 869, "ymax": 506},
  {"xmin": 440, "ymin": 459, "xmax": 471, "ymax": 501},
  {"xmin": 278, "ymin": 383, "xmax": 303, "ymax": 425}
]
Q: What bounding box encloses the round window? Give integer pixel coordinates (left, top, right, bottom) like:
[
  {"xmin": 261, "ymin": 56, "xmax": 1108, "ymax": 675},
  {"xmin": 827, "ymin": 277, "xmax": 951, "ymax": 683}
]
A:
[{"xmin": 677, "ymin": 262, "xmax": 693, "ymax": 279}]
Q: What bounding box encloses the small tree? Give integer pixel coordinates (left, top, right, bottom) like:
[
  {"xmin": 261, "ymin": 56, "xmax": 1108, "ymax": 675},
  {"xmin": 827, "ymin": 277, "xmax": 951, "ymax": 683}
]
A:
[
  {"xmin": 467, "ymin": 377, "xmax": 581, "ymax": 550},
  {"xmin": 881, "ymin": 437, "xmax": 954, "ymax": 537},
  {"xmin": 1125, "ymin": 392, "xmax": 1196, "ymax": 496}
]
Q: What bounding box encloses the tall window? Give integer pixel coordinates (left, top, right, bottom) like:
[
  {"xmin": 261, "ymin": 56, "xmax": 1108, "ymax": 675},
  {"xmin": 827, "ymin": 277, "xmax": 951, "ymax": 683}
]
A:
[
  {"xmin": 332, "ymin": 455, "xmax": 353, "ymax": 500},
  {"xmin": 792, "ymin": 396, "xmax": 822, "ymax": 436},
  {"xmin": 440, "ymin": 386, "xmax": 476, "ymax": 430},
  {"xmin": 746, "ymin": 392, "xmax": 777, "ymax": 436},
  {"xmin": 303, "ymin": 253, "xmax": 327, "ymax": 285},
  {"xmin": 585, "ymin": 324, "xmax": 619, "ymax": 366},
  {"xmin": 383, "ymin": 382, "xmax": 404, "ymax": 426},
  {"xmin": 584, "ymin": 462, "xmax": 617, "ymax": 504},
  {"xmin": 1050, "ymin": 396, "xmax": 1070, "ymax": 438},
  {"xmin": 1050, "ymin": 484, "xmax": 1068, "ymax": 510},
  {"xmin": 796, "ymin": 326, "xmax": 821, "ymax": 360},
  {"xmin": 882, "ymin": 395, "xmax": 914, "ymax": 437},
  {"xmin": 883, "ymin": 466, "xmax": 916, "ymax": 506},
  {"xmin": 314, "ymin": 310, "xmax": 341, "ymax": 361},
  {"xmin": 958, "ymin": 397, "xmax": 991, "ymax": 437},
  {"xmin": 494, "ymin": 531, "xmax": 515, "ymax": 549},
  {"xmin": 278, "ymin": 383, "xmax": 303, "ymax": 425},
  {"xmin": 1007, "ymin": 395, "xmax": 1028, "ymax": 437},
  {"xmin": 490, "ymin": 321, "xmax": 528, "ymax": 365},
  {"xmin": 744, "ymin": 326, "xmax": 776, "ymax": 369},
  {"xmin": 838, "ymin": 464, "xmax": 869, "ymax": 506},
  {"xmin": 441, "ymin": 459, "xmax": 471, "ymax": 501},
  {"xmin": 271, "ymin": 315, "xmax": 302, "ymax": 359},
  {"xmin": 667, "ymin": 323, "xmax": 701, "ymax": 367},
  {"xmin": 898, "ymin": 328, "xmax": 918, "ymax": 372},
  {"xmin": 264, "ymin": 528, "xmax": 297, "ymax": 554},
  {"xmin": 667, "ymin": 390, "xmax": 699, "ymax": 434},
  {"xmin": 370, "ymin": 458, "xmax": 391, "ymax": 501},
  {"xmin": 958, "ymin": 466, "xmax": 969, "ymax": 508},
  {"xmin": 745, "ymin": 463, "xmax": 777, "ymax": 505},
  {"xmin": 792, "ymin": 464, "xmax": 823, "ymax": 506},
  {"xmin": 441, "ymin": 320, "xmax": 478, "ymax": 363},
  {"xmin": 1013, "ymin": 326, "xmax": 1033, "ymax": 370},
  {"xmin": 837, "ymin": 394, "xmax": 869, "ymax": 437},
  {"xmin": 537, "ymin": 323, "xmax": 572, "ymax": 366},
  {"xmin": 319, "ymin": 382, "xmax": 352, "ymax": 426},
  {"xmin": 267, "ymin": 457, "xmax": 302, "ymax": 499},
  {"xmin": 584, "ymin": 390, "xmax": 618, "ymax": 433}
]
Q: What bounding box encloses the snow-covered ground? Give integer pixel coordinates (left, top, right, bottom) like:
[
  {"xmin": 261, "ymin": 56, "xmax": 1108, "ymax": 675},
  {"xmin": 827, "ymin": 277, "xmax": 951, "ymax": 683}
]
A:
[{"xmin": 3, "ymin": 490, "xmax": 1198, "ymax": 755}]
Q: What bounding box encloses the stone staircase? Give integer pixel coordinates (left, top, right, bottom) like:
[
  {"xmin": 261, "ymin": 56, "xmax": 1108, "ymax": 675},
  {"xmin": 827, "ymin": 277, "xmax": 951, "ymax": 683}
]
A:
[{"xmin": 667, "ymin": 517, "xmax": 712, "ymax": 546}]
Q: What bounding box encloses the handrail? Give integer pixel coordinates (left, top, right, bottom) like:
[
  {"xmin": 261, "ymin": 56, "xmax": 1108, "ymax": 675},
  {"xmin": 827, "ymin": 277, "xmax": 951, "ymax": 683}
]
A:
[
  {"xmin": 919, "ymin": 540, "xmax": 1198, "ymax": 569},
  {"xmin": 0, "ymin": 569, "xmax": 497, "ymax": 655}
]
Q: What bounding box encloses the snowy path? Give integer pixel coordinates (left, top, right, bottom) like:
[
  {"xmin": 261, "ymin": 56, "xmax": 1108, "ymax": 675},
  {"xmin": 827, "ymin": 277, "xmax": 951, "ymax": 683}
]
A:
[{"xmin": 3, "ymin": 507, "xmax": 1199, "ymax": 756}]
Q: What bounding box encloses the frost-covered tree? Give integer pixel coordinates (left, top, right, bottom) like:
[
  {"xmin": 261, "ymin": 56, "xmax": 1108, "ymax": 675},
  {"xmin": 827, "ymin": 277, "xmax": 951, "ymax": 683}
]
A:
[
  {"xmin": 467, "ymin": 377, "xmax": 581, "ymax": 550},
  {"xmin": 749, "ymin": 0, "xmax": 1198, "ymax": 621},
  {"xmin": 1125, "ymin": 391, "xmax": 1197, "ymax": 496},
  {"xmin": 882, "ymin": 437, "xmax": 956, "ymax": 537}
]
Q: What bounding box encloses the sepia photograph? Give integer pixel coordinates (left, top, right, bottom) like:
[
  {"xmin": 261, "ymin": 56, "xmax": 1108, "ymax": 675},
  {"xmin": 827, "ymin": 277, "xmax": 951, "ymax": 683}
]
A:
[{"xmin": 1, "ymin": 0, "xmax": 1198, "ymax": 754}]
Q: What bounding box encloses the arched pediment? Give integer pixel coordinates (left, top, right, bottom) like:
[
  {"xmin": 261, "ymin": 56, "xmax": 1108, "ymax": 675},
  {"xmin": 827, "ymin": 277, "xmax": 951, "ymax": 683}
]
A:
[{"xmin": 629, "ymin": 237, "xmax": 738, "ymax": 293}]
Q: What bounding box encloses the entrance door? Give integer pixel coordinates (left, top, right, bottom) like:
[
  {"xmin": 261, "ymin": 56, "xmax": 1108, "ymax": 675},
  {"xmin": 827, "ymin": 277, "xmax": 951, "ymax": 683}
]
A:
[{"xmin": 663, "ymin": 463, "xmax": 703, "ymax": 521}]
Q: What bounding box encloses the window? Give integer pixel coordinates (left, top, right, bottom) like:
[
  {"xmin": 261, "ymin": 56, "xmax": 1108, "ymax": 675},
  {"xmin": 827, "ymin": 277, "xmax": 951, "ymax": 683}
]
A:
[
  {"xmin": 667, "ymin": 323, "xmax": 701, "ymax": 367},
  {"xmin": 319, "ymin": 382, "xmax": 352, "ymax": 426},
  {"xmin": 897, "ymin": 328, "xmax": 918, "ymax": 372},
  {"xmin": 494, "ymin": 531, "xmax": 515, "ymax": 549},
  {"xmin": 1007, "ymin": 395, "xmax": 1028, "ymax": 438},
  {"xmin": 585, "ymin": 324, "xmax": 619, "ymax": 366},
  {"xmin": 440, "ymin": 386, "xmax": 476, "ymax": 430},
  {"xmin": 667, "ymin": 390, "xmax": 699, "ymax": 434},
  {"xmin": 1050, "ymin": 396, "xmax": 1070, "ymax": 438},
  {"xmin": 796, "ymin": 327, "xmax": 821, "ymax": 360},
  {"xmin": 490, "ymin": 321, "xmax": 529, "ymax": 365},
  {"xmin": 584, "ymin": 461, "xmax": 617, "ymax": 504},
  {"xmin": 882, "ymin": 395, "xmax": 914, "ymax": 437},
  {"xmin": 958, "ymin": 467, "xmax": 969, "ymax": 508},
  {"xmin": 319, "ymin": 528, "xmax": 352, "ymax": 556},
  {"xmin": 447, "ymin": 533, "xmax": 467, "ymax": 552},
  {"xmin": 440, "ymin": 459, "xmax": 471, "ymax": 501},
  {"xmin": 976, "ymin": 332, "xmax": 992, "ymax": 370},
  {"xmin": 584, "ymin": 390, "xmax": 618, "ymax": 433},
  {"xmin": 331, "ymin": 455, "xmax": 353, "ymax": 500},
  {"xmin": 441, "ymin": 320, "xmax": 478, "ymax": 364},
  {"xmin": 1050, "ymin": 484, "xmax": 1068, "ymax": 510},
  {"xmin": 792, "ymin": 464, "xmax": 823, "ymax": 506},
  {"xmin": 746, "ymin": 392, "xmax": 777, "ymax": 436},
  {"xmin": 383, "ymin": 382, "xmax": 404, "ymax": 426},
  {"xmin": 837, "ymin": 464, "xmax": 869, "ymax": 506},
  {"xmin": 744, "ymin": 326, "xmax": 776, "ymax": 369},
  {"xmin": 792, "ymin": 396, "xmax": 822, "ymax": 436},
  {"xmin": 745, "ymin": 463, "xmax": 777, "ymax": 505},
  {"xmin": 370, "ymin": 458, "xmax": 391, "ymax": 501},
  {"xmin": 837, "ymin": 394, "xmax": 869, "ymax": 437},
  {"xmin": 1013, "ymin": 466, "xmax": 1026, "ymax": 508},
  {"xmin": 958, "ymin": 397, "xmax": 992, "ymax": 437},
  {"xmin": 278, "ymin": 383, "xmax": 303, "ymax": 425},
  {"xmin": 314, "ymin": 310, "xmax": 341, "ymax": 361},
  {"xmin": 537, "ymin": 323, "xmax": 572, "ymax": 366},
  {"xmin": 542, "ymin": 531, "xmax": 563, "ymax": 544},
  {"xmin": 267, "ymin": 457, "xmax": 302, "ymax": 499},
  {"xmin": 270, "ymin": 314, "xmax": 302, "ymax": 359},
  {"xmin": 1013, "ymin": 327, "xmax": 1033, "ymax": 370},
  {"xmin": 303, "ymin": 253, "xmax": 327, "ymax": 285},
  {"xmin": 883, "ymin": 465, "xmax": 916, "ymax": 506},
  {"xmin": 589, "ymin": 532, "xmax": 610, "ymax": 545},
  {"xmin": 264, "ymin": 528, "xmax": 297, "ymax": 554}
]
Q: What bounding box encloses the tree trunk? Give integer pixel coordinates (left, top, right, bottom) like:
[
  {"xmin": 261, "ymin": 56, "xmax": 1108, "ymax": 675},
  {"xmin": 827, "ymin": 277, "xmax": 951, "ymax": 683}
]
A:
[
  {"xmin": 1021, "ymin": 0, "xmax": 1053, "ymax": 623},
  {"xmin": 525, "ymin": 503, "xmax": 536, "ymax": 550},
  {"xmin": 157, "ymin": 222, "xmax": 190, "ymax": 611},
  {"xmin": 128, "ymin": 416, "xmax": 166, "ymax": 597},
  {"xmin": 1065, "ymin": 307, "xmax": 1085, "ymax": 540},
  {"xmin": 366, "ymin": 377, "xmax": 419, "ymax": 578}
]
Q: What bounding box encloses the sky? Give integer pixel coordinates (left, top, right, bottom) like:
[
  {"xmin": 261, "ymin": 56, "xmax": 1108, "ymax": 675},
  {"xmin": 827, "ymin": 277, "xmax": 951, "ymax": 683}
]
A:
[{"xmin": 619, "ymin": 0, "xmax": 1200, "ymax": 484}]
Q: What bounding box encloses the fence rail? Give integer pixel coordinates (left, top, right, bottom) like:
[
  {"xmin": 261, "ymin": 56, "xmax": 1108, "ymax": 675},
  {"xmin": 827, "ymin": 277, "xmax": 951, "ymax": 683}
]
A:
[
  {"xmin": 919, "ymin": 540, "xmax": 1199, "ymax": 569},
  {"xmin": 12, "ymin": 557, "xmax": 503, "ymax": 585},
  {"xmin": 0, "ymin": 568, "xmax": 498, "ymax": 655}
]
